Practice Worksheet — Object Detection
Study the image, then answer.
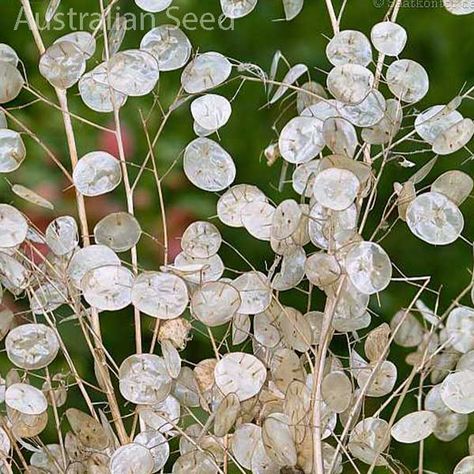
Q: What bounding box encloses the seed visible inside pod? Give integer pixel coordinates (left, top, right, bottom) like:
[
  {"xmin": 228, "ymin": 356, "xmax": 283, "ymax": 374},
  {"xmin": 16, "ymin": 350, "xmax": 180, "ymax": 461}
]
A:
[
  {"xmin": 181, "ymin": 52, "xmax": 232, "ymax": 94},
  {"xmin": 140, "ymin": 25, "xmax": 192, "ymax": 71},
  {"xmin": 0, "ymin": 129, "xmax": 26, "ymax": 173},
  {"xmin": 94, "ymin": 212, "xmax": 141, "ymax": 253}
]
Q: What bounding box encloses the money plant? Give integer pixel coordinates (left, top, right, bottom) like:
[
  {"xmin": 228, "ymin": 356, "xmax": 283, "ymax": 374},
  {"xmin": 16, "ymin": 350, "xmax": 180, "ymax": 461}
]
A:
[{"xmin": 0, "ymin": 0, "xmax": 473, "ymax": 472}]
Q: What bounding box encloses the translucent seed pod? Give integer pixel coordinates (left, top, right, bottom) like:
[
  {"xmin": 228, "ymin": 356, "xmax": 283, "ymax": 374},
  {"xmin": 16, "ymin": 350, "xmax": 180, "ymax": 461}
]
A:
[
  {"xmin": 279, "ymin": 116, "xmax": 325, "ymax": 164},
  {"xmin": 406, "ymin": 192, "xmax": 464, "ymax": 245},
  {"xmin": 39, "ymin": 41, "xmax": 86, "ymax": 89},
  {"xmin": 326, "ymin": 30, "xmax": 372, "ymax": 66},
  {"xmin": 73, "ymin": 151, "xmax": 122, "ymax": 197},
  {"xmin": 46, "ymin": 216, "xmax": 79, "ymax": 256},
  {"xmin": 82, "ymin": 265, "xmax": 134, "ymax": 311},
  {"xmin": 140, "ymin": 25, "xmax": 192, "ymax": 71},
  {"xmin": 181, "ymin": 52, "xmax": 232, "ymax": 94},
  {"xmin": 132, "ymin": 271, "xmax": 189, "ymax": 319},
  {"xmin": 183, "ymin": 138, "xmax": 236, "ymax": 192},
  {"xmin": 94, "ymin": 212, "xmax": 141, "ymax": 253},
  {"xmin": 191, "ymin": 94, "xmax": 232, "ymax": 131},
  {"xmin": 214, "ymin": 352, "xmax": 266, "ymax": 401},
  {"xmin": 220, "ymin": 0, "xmax": 258, "ymax": 18},
  {"xmin": 119, "ymin": 354, "xmax": 172, "ymax": 405},
  {"xmin": 6, "ymin": 324, "xmax": 59, "ymax": 370},
  {"xmin": 345, "ymin": 241, "xmax": 392, "ymax": 295},
  {"xmin": 107, "ymin": 50, "xmax": 160, "ymax": 97},
  {"xmin": 391, "ymin": 411, "xmax": 437, "ymax": 443},
  {"xmin": 386, "ymin": 59, "xmax": 429, "ymax": 104},
  {"xmin": 370, "ymin": 22, "xmax": 407, "ymax": 56},
  {"xmin": 327, "ymin": 64, "xmax": 374, "ymax": 104},
  {"xmin": 0, "ymin": 129, "xmax": 26, "ymax": 173},
  {"xmin": 0, "ymin": 62, "xmax": 24, "ymax": 104}
]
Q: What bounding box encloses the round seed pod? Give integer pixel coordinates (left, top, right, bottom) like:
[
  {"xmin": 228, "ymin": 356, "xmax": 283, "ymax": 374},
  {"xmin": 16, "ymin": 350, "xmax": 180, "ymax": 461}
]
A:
[
  {"xmin": 370, "ymin": 22, "xmax": 407, "ymax": 56},
  {"xmin": 5, "ymin": 383, "xmax": 48, "ymax": 416},
  {"xmin": 39, "ymin": 41, "xmax": 86, "ymax": 89},
  {"xmin": 406, "ymin": 192, "xmax": 464, "ymax": 245},
  {"xmin": 134, "ymin": 431, "xmax": 170, "ymax": 473},
  {"xmin": 279, "ymin": 116, "xmax": 325, "ymax": 164},
  {"xmin": 140, "ymin": 25, "xmax": 192, "ymax": 71},
  {"xmin": 272, "ymin": 246, "xmax": 306, "ymax": 291},
  {"xmin": 241, "ymin": 201, "xmax": 276, "ymax": 241},
  {"xmin": 94, "ymin": 212, "xmax": 141, "ymax": 253},
  {"xmin": 432, "ymin": 118, "xmax": 474, "ymax": 155},
  {"xmin": 54, "ymin": 31, "xmax": 96, "ymax": 59},
  {"xmin": 138, "ymin": 395, "xmax": 181, "ymax": 433},
  {"xmin": 67, "ymin": 244, "xmax": 120, "ymax": 289},
  {"xmin": 46, "ymin": 216, "xmax": 79, "ymax": 256},
  {"xmin": 356, "ymin": 360, "xmax": 397, "ymax": 397},
  {"xmin": 173, "ymin": 252, "xmax": 224, "ymax": 284},
  {"xmin": 454, "ymin": 456, "xmax": 474, "ymax": 474},
  {"xmin": 109, "ymin": 443, "xmax": 154, "ymax": 474},
  {"xmin": 214, "ymin": 352, "xmax": 266, "ymax": 401},
  {"xmin": 6, "ymin": 323, "xmax": 59, "ymax": 370},
  {"xmin": 82, "ymin": 265, "xmax": 134, "ymax": 311},
  {"xmin": 446, "ymin": 306, "xmax": 474, "ymax": 353},
  {"xmin": 181, "ymin": 52, "xmax": 232, "ymax": 94},
  {"xmin": 183, "ymin": 138, "xmax": 236, "ymax": 192},
  {"xmin": 391, "ymin": 411, "xmax": 437, "ymax": 443},
  {"xmin": 323, "ymin": 117, "xmax": 358, "ymax": 158},
  {"xmin": 386, "ymin": 59, "xmax": 429, "ymax": 104},
  {"xmin": 431, "ymin": 170, "xmax": 473, "ymax": 206},
  {"xmin": 191, "ymin": 281, "xmax": 240, "ymax": 327},
  {"xmin": 415, "ymin": 104, "xmax": 463, "ymax": 145},
  {"xmin": 321, "ymin": 371, "xmax": 352, "ymax": 413},
  {"xmin": 79, "ymin": 63, "xmax": 127, "ymax": 113},
  {"xmin": 119, "ymin": 354, "xmax": 172, "ymax": 405},
  {"xmin": 73, "ymin": 151, "xmax": 122, "ymax": 197},
  {"xmin": 0, "ymin": 44, "xmax": 19, "ymax": 67},
  {"xmin": 66, "ymin": 408, "xmax": 109, "ymax": 450},
  {"xmin": 390, "ymin": 311, "xmax": 425, "ymax": 347},
  {"xmin": 345, "ymin": 242, "xmax": 392, "ymax": 295},
  {"xmin": 348, "ymin": 417, "xmax": 390, "ymax": 466},
  {"xmin": 271, "ymin": 199, "xmax": 302, "ymax": 241},
  {"xmin": 132, "ymin": 271, "xmax": 189, "ymax": 319},
  {"xmin": 231, "ymin": 423, "xmax": 262, "ymax": 469},
  {"xmin": 0, "ymin": 204, "xmax": 28, "ymax": 248},
  {"xmin": 191, "ymin": 94, "xmax": 232, "ymax": 131},
  {"xmin": 433, "ymin": 412, "xmax": 468, "ymax": 442},
  {"xmin": 0, "ymin": 62, "xmax": 24, "ymax": 103},
  {"xmin": 0, "ymin": 129, "xmax": 26, "ymax": 173},
  {"xmin": 444, "ymin": 0, "xmax": 474, "ymax": 14},
  {"xmin": 305, "ymin": 252, "xmax": 341, "ymax": 289},
  {"xmin": 217, "ymin": 184, "xmax": 267, "ymax": 228},
  {"xmin": 107, "ymin": 50, "xmax": 159, "ymax": 97},
  {"xmin": 292, "ymin": 160, "xmax": 321, "ymax": 197},
  {"xmin": 221, "ymin": 0, "xmax": 258, "ymax": 18},
  {"xmin": 172, "ymin": 451, "xmax": 219, "ymax": 474},
  {"xmin": 135, "ymin": 0, "xmax": 172, "ymax": 13},
  {"xmin": 233, "ymin": 271, "xmax": 272, "ymax": 314},
  {"xmin": 327, "ymin": 64, "xmax": 374, "ymax": 104},
  {"xmin": 0, "ymin": 252, "xmax": 29, "ymax": 294},
  {"xmin": 441, "ymin": 370, "xmax": 474, "ymax": 414},
  {"xmin": 313, "ymin": 168, "xmax": 360, "ymax": 211},
  {"xmin": 326, "ymin": 30, "xmax": 372, "ymax": 66},
  {"xmin": 213, "ymin": 392, "xmax": 240, "ymax": 436},
  {"xmin": 262, "ymin": 412, "xmax": 297, "ymax": 467},
  {"xmin": 181, "ymin": 221, "xmax": 221, "ymax": 259}
]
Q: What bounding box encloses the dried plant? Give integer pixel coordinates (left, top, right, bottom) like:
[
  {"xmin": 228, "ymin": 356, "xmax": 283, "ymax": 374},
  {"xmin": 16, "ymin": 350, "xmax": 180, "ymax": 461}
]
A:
[{"xmin": 0, "ymin": 0, "xmax": 473, "ymax": 473}]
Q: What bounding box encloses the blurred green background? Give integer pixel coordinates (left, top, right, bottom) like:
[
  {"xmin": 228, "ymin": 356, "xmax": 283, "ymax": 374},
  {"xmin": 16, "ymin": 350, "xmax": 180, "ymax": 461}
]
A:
[{"xmin": 0, "ymin": 0, "xmax": 473, "ymax": 472}]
